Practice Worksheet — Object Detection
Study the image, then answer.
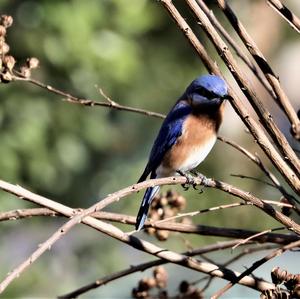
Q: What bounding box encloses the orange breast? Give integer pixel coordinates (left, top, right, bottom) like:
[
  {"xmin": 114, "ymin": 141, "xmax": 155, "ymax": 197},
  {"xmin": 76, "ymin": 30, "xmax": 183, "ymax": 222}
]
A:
[{"xmin": 161, "ymin": 106, "xmax": 224, "ymax": 172}]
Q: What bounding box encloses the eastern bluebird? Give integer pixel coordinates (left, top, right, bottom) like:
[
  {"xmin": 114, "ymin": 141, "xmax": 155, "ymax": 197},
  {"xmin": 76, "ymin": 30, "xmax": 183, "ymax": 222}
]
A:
[{"xmin": 136, "ymin": 74, "xmax": 229, "ymax": 231}]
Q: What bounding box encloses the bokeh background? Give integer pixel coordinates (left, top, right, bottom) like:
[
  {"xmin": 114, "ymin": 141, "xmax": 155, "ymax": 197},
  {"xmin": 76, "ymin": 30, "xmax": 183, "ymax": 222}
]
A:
[{"xmin": 0, "ymin": 0, "xmax": 299, "ymax": 297}]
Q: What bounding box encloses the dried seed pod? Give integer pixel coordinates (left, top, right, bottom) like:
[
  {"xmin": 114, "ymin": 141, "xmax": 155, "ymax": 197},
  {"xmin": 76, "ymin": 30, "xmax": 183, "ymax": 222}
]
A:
[
  {"xmin": 132, "ymin": 288, "xmax": 148, "ymax": 299},
  {"xmin": 153, "ymin": 266, "xmax": 168, "ymax": 289},
  {"xmin": 0, "ymin": 42, "xmax": 9, "ymax": 55},
  {"xmin": 189, "ymin": 289, "xmax": 204, "ymax": 299},
  {"xmin": 20, "ymin": 66, "xmax": 31, "ymax": 78},
  {"xmin": 179, "ymin": 280, "xmax": 190, "ymax": 293},
  {"xmin": 3, "ymin": 55, "xmax": 15, "ymax": 71},
  {"xmin": 293, "ymin": 284, "xmax": 300, "ymax": 298},
  {"xmin": 0, "ymin": 70, "xmax": 12, "ymax": 83},
  {"xmin": 0, "ymin": 25, "xmax": 6, "ymax": 37},
  {"xmin": 1, "ymin": 15, "xmax": 13, "ymax": 28},
  {"xmin": 26, "ymin": 57, "xmax": 39, "ymax": 69},
  {"xmin": 155, "ymin": 229, "xmax": 169, "ymax": 241},
  {"xmin": 171, "ymin": 195, "xmax": 186, "ymax": 210},
  {"xmin": 138, "ymin": 277, "xmax": 155, "ymax": 292}
]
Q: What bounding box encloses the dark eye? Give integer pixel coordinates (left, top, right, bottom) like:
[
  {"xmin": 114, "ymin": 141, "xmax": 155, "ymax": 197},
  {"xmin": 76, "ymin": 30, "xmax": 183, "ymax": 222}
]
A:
[{"xmin": 196, "ymin": 87, "xmax": 218, "ymax": 99}]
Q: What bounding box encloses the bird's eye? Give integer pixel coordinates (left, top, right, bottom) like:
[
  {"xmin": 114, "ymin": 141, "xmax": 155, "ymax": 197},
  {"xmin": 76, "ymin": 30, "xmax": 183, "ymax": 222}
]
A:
[{"xmin": 195, "ymin": 87, "xmax": 218, "ymax": 99}]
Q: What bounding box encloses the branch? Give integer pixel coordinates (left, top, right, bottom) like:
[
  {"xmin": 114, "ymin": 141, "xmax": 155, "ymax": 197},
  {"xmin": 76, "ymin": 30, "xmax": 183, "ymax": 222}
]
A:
[
  {"xmin": 218, "ymin": 136, "xmax": 300, "ymax": 208},
  {"xmin": 267, "ymin": 0, "xmax": 300, "ymax": 33},
  {"xmin": 12, "ymin": 74, "xmax": 165, "ymax": 119},
  {"xmin": 160, "ymin": 0, "xmax": 300, "ymax": 194},
  {"xmin": 185, "ymin": 0, "xmax": 300, "ymax": 178},
  {"xmin": 216, "ymin": 0, "xmax": 300, "ymax": 139},
  {"xmin": 196, "ymin": 0, "xmax": 276, "ymax": 100},
  {"xmin": 1, "ymin": 208, "xmax": 298, "ymax": 245},
  {"xmin": 0, "ymin": 178, "xmax": 275, "ymax": 294},
  {"xmin": 212, "ymin": 239, "xmax": 300, "ymax": 298},
  {"xmin": 57, "ymin": 240, "xmax": 252, "ymax": 299}
]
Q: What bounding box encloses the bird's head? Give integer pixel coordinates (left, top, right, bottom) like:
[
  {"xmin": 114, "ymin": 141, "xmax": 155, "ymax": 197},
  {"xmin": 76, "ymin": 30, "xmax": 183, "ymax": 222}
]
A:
[{"xmin": 183, "ymin": 74, "xmax": 230, "ymax": 108}]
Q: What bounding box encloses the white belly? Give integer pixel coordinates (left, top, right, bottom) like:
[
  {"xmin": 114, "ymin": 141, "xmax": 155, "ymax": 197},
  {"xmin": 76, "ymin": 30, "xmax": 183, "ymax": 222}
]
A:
[{"xmin": 177, "ymin": 135, "xmax": 216, "ymax": 172}]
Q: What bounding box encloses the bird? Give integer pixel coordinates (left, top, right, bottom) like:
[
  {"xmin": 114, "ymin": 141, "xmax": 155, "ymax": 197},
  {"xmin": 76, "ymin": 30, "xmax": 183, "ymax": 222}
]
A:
[{"xmin": 135, "ymin": 74, "xmax": 229, "ymax": 231}]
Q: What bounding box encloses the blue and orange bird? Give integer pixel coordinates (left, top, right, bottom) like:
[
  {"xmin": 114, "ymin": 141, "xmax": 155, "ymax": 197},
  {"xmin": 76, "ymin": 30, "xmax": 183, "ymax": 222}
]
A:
[{"xmin": 135, "ymin": 74, "xmax": 229, "ymax": 231}]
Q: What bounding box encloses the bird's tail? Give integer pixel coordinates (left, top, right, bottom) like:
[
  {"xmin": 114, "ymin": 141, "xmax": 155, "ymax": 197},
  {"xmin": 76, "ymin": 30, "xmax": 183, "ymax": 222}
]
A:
[{"xmin": 135, "ymin": 185, "xmax": 160, "ymax": 231}]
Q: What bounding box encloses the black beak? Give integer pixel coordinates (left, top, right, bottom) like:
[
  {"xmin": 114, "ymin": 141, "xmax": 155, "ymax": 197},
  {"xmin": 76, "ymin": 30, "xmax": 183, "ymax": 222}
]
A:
[{"xmin": 221, "ymin": 94, "xmax": 233, "ymax": 101}]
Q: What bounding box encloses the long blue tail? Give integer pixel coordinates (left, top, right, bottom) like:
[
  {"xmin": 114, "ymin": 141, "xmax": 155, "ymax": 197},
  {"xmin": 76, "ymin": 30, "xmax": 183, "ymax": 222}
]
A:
[{"xmin": 135, "ymin": 185, "xmax": 160, "ymax": 231}]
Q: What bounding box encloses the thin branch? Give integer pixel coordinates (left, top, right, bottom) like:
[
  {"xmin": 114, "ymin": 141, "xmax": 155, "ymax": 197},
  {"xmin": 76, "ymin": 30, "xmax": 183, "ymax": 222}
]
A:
[
  {"xmin": 231, "ymin": 227, "xmax": 285, "ymax": 250},
  {"xmin": 160, "ymin": 0, "xmax": 300, "ymax": 194},
  {"xmin": 267, "ymin": 0, "xmax": 300, "ymax": 33},
  {"xmin": 211, "ymin": 239, "xmax": 300, "ymax": 298},
  {"xmin": 196, "ymin": 0, "xmax": 277, "ymax": 105},
  {"xmin": 1, "ymin": 208, "xmax": 298, "ymax": 245},
  {"xmin": 218, "ymin": 136, "xmax": 300, "ymax": 207},
  {"xmin": 0, "ymin": 173, "xmax": 300, "ymax": 292},
  {"xmin": 0, "ymin": 179, "xmax": 275, "ymax": 295},
  {"xmin": 58, "ymin": 240, "xmax": 250, "ymax": 299},
  {"xmin": 185, "ymin": 0, "xmax": 300, "ymax": 178},
  {"xmin": 11, "ymin": 73, "xmax": 165, "ymax": 119},
  {"xmin": 230, "ymin": 173, "xmax": 276, "ymax": 188},
  {"xmin": 215, "ymin": 0, "xmax": 300, "ymax": 139}
]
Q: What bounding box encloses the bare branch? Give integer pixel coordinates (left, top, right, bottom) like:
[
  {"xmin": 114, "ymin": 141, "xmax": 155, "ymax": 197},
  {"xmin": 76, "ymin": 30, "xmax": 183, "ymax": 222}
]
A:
[
  {"xmin": 160, "ymin": 0, "xmax": 300, "ymax": 194},
  {"xmin": 216, "ymin": 0, "xmax": 300, "ymax": 139},
  {"xmin": 185, "ymin": 0, "xmax": 300, "ymax": 178},
  {"xmin": 267, "ymin": 0, "xmax": 300, "ymax": 33},
  {"xmin": 57, "ymin": 240, "xmax": 253, "ymax": 299},
  {"xmin": 212, "ymin": 239, "xmax": 300, "ymax": 298},
  {"xmin": 1, "ymin": 208, "xmax": 298, "ymax": 245},
  {"xmin": 0, "ymin": 178, "xmax": 276, "ymax": 294},
  {"xmin": 11, "ymin": 73, "xmax": 165, "ymax": 119}
]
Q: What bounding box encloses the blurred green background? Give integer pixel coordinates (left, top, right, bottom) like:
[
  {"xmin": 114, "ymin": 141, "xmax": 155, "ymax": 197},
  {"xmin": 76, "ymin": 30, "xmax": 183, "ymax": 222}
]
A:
[{"xmin": 0, "ymin": 0, "xmax": 299, "ymax": 298}]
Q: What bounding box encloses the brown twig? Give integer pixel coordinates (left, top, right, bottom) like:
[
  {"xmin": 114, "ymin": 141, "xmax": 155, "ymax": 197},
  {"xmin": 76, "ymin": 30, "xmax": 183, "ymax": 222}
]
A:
[
  {"xmin": 196, "ymin": 0, "xmax": 276, "ymax": 101},
  {"xmin": 0, "ymin": 174, "xmax": 300, "ymax": 292},
  {"xmin": 1, "ymin": 208, "xmax": 298, "ymax": 245},
  {"xmin": 160, "ymin": 0, "xmax": 300, "ymax": 194},
  {"xmin": 58, "ymin": 240, "xmax": 270, "ymax": 299},
  {"xmin": 185, "ymin": 0, "xmax": 300, "ymax": 177},
  {"xmin": 211, "ymin": 239, "xmax": 300, "ymax": 298},
  {"xmin": 231, "ymin": 227, "xmax": 285, "ymax": 250},
  {"xmin": 216, "ymin": 0, "xmax": 300, "ymax": 139},
  {"xmin": 267, "ymin": 0, "xmax": 300, "ymax": 33},
  {"xmin": 0, "ymin": 179, "xmax": 275, "ymax": 294},
  {"xmin": 11, "ymin": 73, "xmax": 165, "ymax": 119},
  {"xmin": 218, "ymin": 136, "xmax": 300, "ymax": 208}
]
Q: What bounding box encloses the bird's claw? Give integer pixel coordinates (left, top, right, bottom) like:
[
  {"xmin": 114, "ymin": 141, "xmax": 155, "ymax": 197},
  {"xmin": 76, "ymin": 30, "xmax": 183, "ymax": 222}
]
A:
[{"xmin": 178, "ymin": 170, "xmax": 198, "ymax": 190}]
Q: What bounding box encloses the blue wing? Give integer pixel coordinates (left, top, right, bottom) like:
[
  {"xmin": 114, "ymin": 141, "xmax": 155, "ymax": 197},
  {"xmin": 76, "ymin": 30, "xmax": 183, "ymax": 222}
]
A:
[{"xmin": 138, "ymin": 100, "xmax": 192, "ymax": 182}]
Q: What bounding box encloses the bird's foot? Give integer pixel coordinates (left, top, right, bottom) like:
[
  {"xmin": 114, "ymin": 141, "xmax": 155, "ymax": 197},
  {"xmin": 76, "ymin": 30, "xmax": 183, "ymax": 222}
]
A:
[
  {"xmin": 190, "ymin": 170, "xmax": 210, "ymax": 188},
  {"xmin": 177, "ymin": 170, "xmax": 198, "ymax": 190}
]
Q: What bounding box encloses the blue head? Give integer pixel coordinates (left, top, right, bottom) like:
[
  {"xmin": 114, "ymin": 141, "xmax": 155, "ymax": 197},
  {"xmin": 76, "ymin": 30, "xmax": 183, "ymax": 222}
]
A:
[{"xmin": 183, "ymin": 74, "xmax": 229, "ymax": 108}]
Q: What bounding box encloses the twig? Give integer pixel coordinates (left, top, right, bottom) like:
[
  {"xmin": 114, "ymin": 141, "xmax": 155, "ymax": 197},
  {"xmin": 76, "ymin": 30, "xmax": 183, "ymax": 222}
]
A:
[
  {"xmin": 211, "ymin": 239, "xmax": 300, "ymax": 298},
  {"xmin": 1, "ymin": 173, "xmax": 300, "ymax": 292},
  {"xmin": 231, "ymin": 227, "xmax": 285, "ymax": 250},
  {"xmin": 11, "ymin": 73, "xmax": 165, "ymax": 119},
  {"xmin": 218, "ymin": 136, "xmax": 300, "ymax": 207},
  {"xmin": 185, "ymin": 0, "xmax": 300, "ymax": 178},
  {"xmin": 1, "ymin": 208, "xmax": 298, "ymax": 245},
  {"xmin": 195, "ymin": 244, "xmax": 278, "ymax": 293},
  {"xmin": 215, "ymin": 0, "xmax": 300, "ymax": 139},
  {"xmin": 160, "ymin": 0, "xmax": 300, "ymax": 194},
  {"xmin": 267, "ymin": 0, "xmax": 300, "ymax": 33},
  {"xmin": 0, "ymin": 179, "xmax": 275, "ymax": 294},
  {"xmin": 196, "ymin": 0, "xmax": 277, "ymax": 102},
  {"xmin": 230, "ymin": 173, "xmax": 276, "ymax": 188},
  {"xmin": 57, "ymin": 240, "xmax": 255, "ymax": 299}
]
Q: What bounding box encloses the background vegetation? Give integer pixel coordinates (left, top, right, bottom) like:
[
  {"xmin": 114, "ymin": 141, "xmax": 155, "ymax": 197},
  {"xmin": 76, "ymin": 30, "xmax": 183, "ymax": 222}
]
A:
[{"xmin": 0, "ymin": 0, "xmax": 299, "ymax": 297}]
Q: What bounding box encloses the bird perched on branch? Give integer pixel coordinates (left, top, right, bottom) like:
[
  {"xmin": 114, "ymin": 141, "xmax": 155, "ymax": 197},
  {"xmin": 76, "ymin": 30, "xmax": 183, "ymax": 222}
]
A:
[{"xmin": 136, "ymin": 74, "xmax": 230, "ymax": 231}]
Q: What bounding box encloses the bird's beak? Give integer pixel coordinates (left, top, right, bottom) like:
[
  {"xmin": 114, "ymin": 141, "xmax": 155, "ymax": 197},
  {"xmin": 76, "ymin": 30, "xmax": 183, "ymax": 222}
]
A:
[{"xmin": 222, "ymin": 94, "xmax": 233, "ymax": 101}]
